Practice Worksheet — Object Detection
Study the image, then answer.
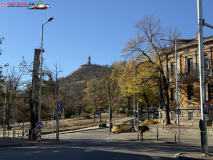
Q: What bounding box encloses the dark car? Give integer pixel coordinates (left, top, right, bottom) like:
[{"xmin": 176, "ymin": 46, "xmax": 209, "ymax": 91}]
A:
[
  {"xmin": 152, "ymin": 112, "xmax": 159, "ymax": 119},
  {"xmin": 128, "ymin": 119, "xmax": 145, "ymax": 128}
]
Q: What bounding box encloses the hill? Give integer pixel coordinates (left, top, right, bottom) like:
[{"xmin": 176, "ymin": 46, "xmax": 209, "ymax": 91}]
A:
[{"xmin": 58, "ymin": 56, "xmax": 112, "ymax": 94}]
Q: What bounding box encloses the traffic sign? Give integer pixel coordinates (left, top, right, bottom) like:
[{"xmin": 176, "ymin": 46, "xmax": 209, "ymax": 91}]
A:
[
  {"xmin": 36, "ymin": 122, "xmax": 43, "ymax": 129},
  {"xmin": 57, "ymin": 94, "xmax": 63, "ymax": 101},
  {"xmin": 57, "ymin": 101, "xmax": 62, "ymax": 109},
  {"xmin": 57, "ymin": 109, "xmax": 62, "ymax": 115},
  {"xmin": 177, "ymin": 103, "xmax": 180, "ymax": 107},
  {"xmin": 203, "ymin": 103, "xmax": 209, "ymax": 114},
  {"xmin": 177, "ymin": 109, "xmax": 181, "ymax": 115}
]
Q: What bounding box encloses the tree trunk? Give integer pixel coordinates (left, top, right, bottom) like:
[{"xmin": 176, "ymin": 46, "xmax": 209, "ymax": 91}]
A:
[
  {"xmin": 143, "ymin": 94, "xmax": 149, "ymax": 119},
  {"xmin": 127, "ymin": 97, "xmax": 131, "ymax": 110},
  {"xmin": 165, "ymin": 54, "xmax": 170, "ymax": 125}
]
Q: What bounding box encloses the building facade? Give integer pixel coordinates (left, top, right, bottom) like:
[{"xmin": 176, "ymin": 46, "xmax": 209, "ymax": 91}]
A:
[{"xmin": 160, "ymin": 35, "xmax": 213, "ymax": 126}]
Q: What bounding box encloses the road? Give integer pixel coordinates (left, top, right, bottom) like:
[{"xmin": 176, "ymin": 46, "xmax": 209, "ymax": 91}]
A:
[{"xmin": 1, "ymin": 128, "xmax": 212, "ymax": 160}]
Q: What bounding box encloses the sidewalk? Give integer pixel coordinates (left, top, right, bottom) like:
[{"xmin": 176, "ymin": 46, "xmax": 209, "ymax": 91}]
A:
[{"xmin": 105, "ymin": 130, "xmax": 213, "ymax": 146}]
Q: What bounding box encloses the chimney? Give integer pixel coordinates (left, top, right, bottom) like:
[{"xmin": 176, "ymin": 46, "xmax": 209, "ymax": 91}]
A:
[{"xmin": 196, "ymin": 32, "xmax": 198, "ymax": 40}]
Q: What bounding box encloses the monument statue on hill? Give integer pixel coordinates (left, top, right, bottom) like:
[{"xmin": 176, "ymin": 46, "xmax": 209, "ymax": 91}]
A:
[{"xmin": 87, "ymin": 56, "xmax": 91, "ymax": 65}]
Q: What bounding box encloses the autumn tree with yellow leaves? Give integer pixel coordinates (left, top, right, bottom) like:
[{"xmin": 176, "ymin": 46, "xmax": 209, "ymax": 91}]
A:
[
  {"xmin": 118, "ymin": 58, "xmax": 159, "ymax": 119},
  {"xmin": 121, "ymin": 15, "xmax": 181, "ymax": 125}
]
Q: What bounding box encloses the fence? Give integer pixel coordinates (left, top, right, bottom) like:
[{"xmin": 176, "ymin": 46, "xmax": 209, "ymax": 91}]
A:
[{"xmin": 0, "ymin": 112, "xmax": 127, "ymax": 139}]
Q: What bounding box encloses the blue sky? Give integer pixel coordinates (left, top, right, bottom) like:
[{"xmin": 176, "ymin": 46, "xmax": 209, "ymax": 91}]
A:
[{"xmin": 0, "ymin": 0, "xmax": 213, "ymax": 80}]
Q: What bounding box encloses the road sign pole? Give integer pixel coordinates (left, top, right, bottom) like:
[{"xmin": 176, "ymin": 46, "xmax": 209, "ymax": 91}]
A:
[
  {"xmin": 13, "ymin": 100, "xmax": 16, "ymax": 145},
  {"xmin": 137, "ymin": 102, "xmax": 139, "ymax": 140},
  {"xmin": 109, "ymin": 105, "xmax": 110, "ymax": 137},
  {"xmin": 52, "ymin": 109, "xmax": 54, "ymax": 135},
  {"xmin": 56, "ymin": 114, "xmax": 59, "ymax": 141}
]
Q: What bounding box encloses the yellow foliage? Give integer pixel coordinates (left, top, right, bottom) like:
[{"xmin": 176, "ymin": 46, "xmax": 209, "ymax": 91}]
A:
[{"xmin": 140, "ymin": 119, "xmax": 158, "ymax": 126}]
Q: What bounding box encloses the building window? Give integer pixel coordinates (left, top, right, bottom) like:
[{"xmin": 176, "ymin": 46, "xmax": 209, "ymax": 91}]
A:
[
  {"xmin": 204, "ymin": 55, "xmax": 209, "ymax": 71},
  {"xmin": 171, "ymin": 112, "xmax": 176, "ymax": 120},
  {"xmin": 171, "ymin": 88, "xmax": 176, "ymax": 101},
  {"xmin": 171, "ymin": 62, "xmax": 175, "ymax": 75},
  {"xmin": 188, "ymin": 85, "xmax": 194, "ymax": 100},
  {"xmin": 188, "ymin": 112, "xmax": 193, "ymax": 120},
  {"xmin": 187, "ymin": 58, "xmax": 193, "ymax": 73}
]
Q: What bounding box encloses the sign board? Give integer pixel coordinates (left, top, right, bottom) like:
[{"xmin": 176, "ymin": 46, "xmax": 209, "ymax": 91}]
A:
[
  {"xmin": 57, "ymin": 108, "xmax": 62, "ymax": 115},
  {"xmin": 94, "ymin": 112, "xmax": 100, "ymax": 118},
  {"xmin": 203, "ymin": 103, "xmax": 209, "ymax": 114},
  {"xmin": 36, "ymin": 122, "xmax": 43, "ymax": 129},
  {"xmin": 57, "ymin": 94, "xmax": 63, "ymax": 101},
  {"xmin": 177, "ymin": 109, "xmax": 181, "ymax": 115},
  {"xmin": 177, "ymin": 103, "xmax": 180, "ymax": 107},
  {"xmin": 57, "ymin": 101, "xmax": 62, "ymax": 109},
  {"xmin": 14, "ymin": 119, "xmax": 17, "ymax": 125}
]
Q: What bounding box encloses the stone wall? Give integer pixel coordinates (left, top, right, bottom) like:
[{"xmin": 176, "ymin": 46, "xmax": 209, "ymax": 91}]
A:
[
  {"xmin": 159, "ymin": 107, "xmax": 213, "ymax": 126},
  {"xmin": 147, "ymin": 125, "xmax": 213, "ymax": 137}
]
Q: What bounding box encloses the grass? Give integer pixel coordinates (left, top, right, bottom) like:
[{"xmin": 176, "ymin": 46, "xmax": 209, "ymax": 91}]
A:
[{"xmin": 0, "ymin": 113, "xmax": 128, "ymax": 135}]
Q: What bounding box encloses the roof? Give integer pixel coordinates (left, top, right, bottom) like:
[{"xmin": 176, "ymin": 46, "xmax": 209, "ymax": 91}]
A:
[{"xmin": 163, "ymin": 35, "xmax": 213, "ymax": 53}]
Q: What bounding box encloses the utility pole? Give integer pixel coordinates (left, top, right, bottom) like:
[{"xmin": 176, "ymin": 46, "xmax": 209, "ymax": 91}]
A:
[
  {"xmin": 197, "ymin": 0, "xmax": 208, "ymax": 154},
  {"xmin": 175, "ymin": 40, "xmax": 180, "ymax": 142},
  {"xmin": 30, "ymin": 49, "xmax": 41, "ymax": 139},
  {"xmin": 133, "ymin": 61, "xmax": 135, "ymax": 129}
]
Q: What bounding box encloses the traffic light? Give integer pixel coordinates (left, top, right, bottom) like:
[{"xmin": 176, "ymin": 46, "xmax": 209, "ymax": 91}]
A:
[
  {"xmin": 205, "ymin": 82, "xmax": 213, "ymax": 101},
  {"xmin": 134, "ymin": 111, "xmax": 137, "ymax": 117}
]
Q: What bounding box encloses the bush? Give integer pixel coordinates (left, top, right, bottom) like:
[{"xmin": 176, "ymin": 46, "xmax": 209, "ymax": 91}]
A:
[
  {"xmin": 126, "ymin": 110, "xmax": 133, "ymax": 116},
  {"xmin": 119, "ymin": 110, "xmax": 125, "ymax": 114},
  {"xmin": 114, "ymin": 110, "xmax": 119, "ymax": 114},
  {"xmin": 81, "ymin": 113, "xmax": 91, "ymax": 119},
  {"xmin": 140, "ymin": 119, "xmax": 158, "ymax": 126}
]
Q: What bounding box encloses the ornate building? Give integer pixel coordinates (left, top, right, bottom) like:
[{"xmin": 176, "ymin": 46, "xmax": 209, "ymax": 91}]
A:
[{"xmin": 160, "ymin": 35, "xmax": 213, "ymax": 126}]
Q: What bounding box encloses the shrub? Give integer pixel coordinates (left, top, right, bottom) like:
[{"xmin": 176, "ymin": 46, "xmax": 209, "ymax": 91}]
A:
[
  {"xmin": 114, "ymin": 110, "xmax": 119, "ymax": 114},
  {"xmin": 140, "ymin": 119, "xmax": 158, "ymax": 126},
  {"xmin": 126, "ymin": 110, "xmax": 133, "ymax": 116},
  {"xmin": 119, "ymin": 110, "xmax": 125, "ymax": 114},
  {"xmin": 81, "ymin": 113, "xmax": 91, "ymax": 119}
]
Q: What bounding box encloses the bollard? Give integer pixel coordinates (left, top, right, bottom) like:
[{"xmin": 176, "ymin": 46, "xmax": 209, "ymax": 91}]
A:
[
  {"xmin": 175, "ymin": 134, "xmax": 176, "ymax": 142},
  {"xmin": 156, "ymin": 129, "xmax": 158, "ymax": 141},
  {"xmin": 141, "ymin": 132, "xmax": 143, "ymax": 140}
]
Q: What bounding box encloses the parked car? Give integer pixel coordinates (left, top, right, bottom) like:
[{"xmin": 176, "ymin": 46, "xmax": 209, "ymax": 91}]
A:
[
  {"xmin": 149, "ymin": 109, "xmax": 154, "ymax": 113},
  {"xmin": 142, "ymin": 109, "xmax": 147, "ymax": 113},
  {"xmin": 152, "ymin": 112, "xmax": 159, "ymax": 119},
  {"xmin": 128, "ymin": 119, "xmax": 145, "ymax": 128},
  {"xmin": 112, "ymin": 123, "xmax": 132, "ymax": 133}
]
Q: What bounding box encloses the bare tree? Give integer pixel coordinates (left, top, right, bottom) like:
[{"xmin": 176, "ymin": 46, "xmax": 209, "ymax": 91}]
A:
[
  {"xmin": 4, "ymin": 67, "xmax": 22, "ymax": 129},
  {"xmin": 121, "ymin": 15, "xmax": 181, "ymax": 125},
  {"xmin": 52, "ymin": 62, "xmax": 63, "ymax": 99}
]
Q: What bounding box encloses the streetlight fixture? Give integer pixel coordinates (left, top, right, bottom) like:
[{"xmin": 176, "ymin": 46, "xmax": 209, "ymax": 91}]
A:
[
  {"xmin": 161, "ymin": 39, "xmax": 180, "ymax": 142},
  {"xmin": 38, "ymin": 17, "xmax": 54, "ymax": 123}
]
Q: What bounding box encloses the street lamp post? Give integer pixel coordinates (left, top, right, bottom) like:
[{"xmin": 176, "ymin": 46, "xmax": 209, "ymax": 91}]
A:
[
  {"xmin": 38, "ymin": 17, "xmax": 54, "ymax": 123},
  {"xmin": 161, "ymin": 39, "xmax": 180, "ymax": 142}
]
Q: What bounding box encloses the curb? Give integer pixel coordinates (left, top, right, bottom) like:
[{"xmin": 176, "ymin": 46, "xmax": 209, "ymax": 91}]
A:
[
  {"xmin": 175, "ymin": 153, "xmax": 210, "ymax": 160},
  {"xmin": 59, "ymin": 126, "xmax": 106, "ymax": 134},
  {"xmin": 0, "ymin": 140, "xmax": 69, "ymax": 148}
]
